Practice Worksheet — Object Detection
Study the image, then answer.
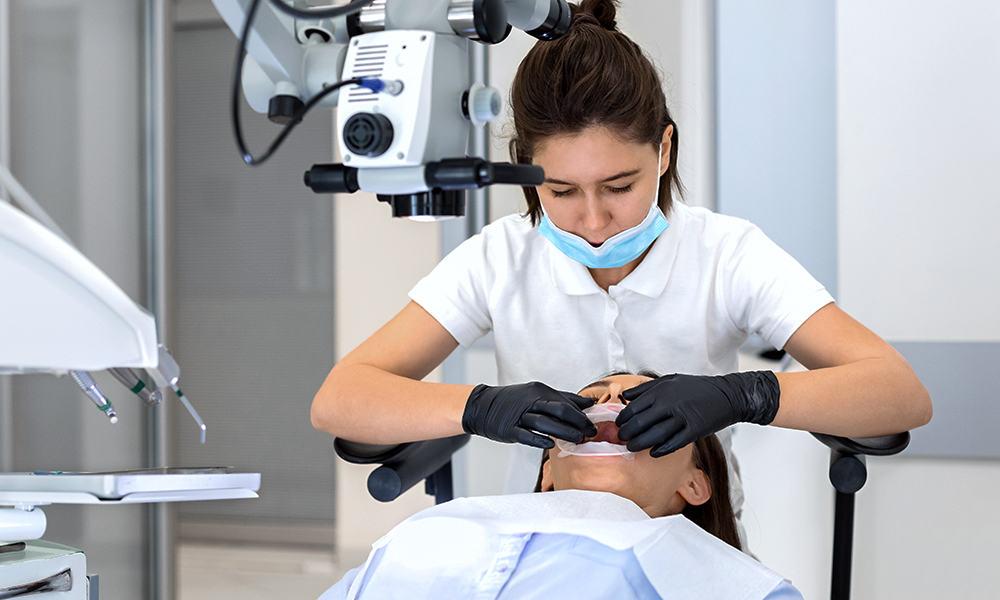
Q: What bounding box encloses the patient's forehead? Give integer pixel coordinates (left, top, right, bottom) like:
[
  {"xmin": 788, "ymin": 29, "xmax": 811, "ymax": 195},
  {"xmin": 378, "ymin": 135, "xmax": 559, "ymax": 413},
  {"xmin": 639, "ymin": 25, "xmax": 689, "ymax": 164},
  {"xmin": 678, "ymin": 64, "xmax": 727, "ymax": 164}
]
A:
[{"xmin": 578, "ymin": 373, "xmax": 651, "ymax": 396}]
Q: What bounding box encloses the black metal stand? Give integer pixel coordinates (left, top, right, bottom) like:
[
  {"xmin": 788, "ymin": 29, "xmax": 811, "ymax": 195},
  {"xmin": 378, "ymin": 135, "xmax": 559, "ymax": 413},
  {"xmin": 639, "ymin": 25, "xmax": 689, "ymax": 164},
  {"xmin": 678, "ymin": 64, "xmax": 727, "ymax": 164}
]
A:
[
  {"xmin": 815, "ymin": 432, "xmax": 909, "ymax": 600},
  {"xmin": 424, "ymin": 460, "xmax": 454, "ymax": 505},
  {"xmin": 831, "ymin": 490, "xmax": 856, "ymax": 600},
  {"xmin": 827, "ymin": 450, "xmax": 866, "ymax": 600}
]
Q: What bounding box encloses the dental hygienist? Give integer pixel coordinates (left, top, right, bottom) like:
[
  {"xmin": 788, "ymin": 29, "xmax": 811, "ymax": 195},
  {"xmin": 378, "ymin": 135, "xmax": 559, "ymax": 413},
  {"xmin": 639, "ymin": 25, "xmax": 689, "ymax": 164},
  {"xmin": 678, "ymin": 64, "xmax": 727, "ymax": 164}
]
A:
[{"xmin": 311, "ymin": 0, "xmax": 931, "ymax": 507}]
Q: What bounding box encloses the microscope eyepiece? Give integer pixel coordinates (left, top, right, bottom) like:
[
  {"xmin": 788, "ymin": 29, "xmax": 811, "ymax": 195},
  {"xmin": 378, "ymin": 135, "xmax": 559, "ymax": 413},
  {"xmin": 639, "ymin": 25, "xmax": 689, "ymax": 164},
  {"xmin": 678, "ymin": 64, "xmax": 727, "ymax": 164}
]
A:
[{"xmin": 526, "ymin": 0, "xmax": 572, "ymax": 41}]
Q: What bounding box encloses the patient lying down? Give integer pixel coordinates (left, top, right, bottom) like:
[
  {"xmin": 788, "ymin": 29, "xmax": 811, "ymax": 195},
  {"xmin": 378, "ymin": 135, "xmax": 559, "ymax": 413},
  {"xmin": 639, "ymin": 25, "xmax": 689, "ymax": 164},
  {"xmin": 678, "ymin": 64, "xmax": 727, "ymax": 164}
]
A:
[{"xmin": 320, "ymin": 373, "xmax": 802, "ymax": 600}]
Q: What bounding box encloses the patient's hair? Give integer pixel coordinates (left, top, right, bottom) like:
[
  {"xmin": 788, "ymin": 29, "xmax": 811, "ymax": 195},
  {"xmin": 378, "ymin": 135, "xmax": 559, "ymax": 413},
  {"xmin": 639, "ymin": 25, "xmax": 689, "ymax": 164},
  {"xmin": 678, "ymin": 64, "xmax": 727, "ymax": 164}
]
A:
[
  {"xmin": 684, "ymin": 434, "xmax": 742, "ymax": 551},
  {"xmin": 534, "ymin": 371, "xmax": 743, "ymax": 551}
]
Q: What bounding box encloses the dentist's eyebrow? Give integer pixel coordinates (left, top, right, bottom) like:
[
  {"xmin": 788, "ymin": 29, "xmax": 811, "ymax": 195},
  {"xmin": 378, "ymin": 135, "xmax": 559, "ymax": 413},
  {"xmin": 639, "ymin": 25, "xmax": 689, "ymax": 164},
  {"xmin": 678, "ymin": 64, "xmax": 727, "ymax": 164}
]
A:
[{"xmin": 545, "ymin": 169, "xmax": 641, "ymax": 186}]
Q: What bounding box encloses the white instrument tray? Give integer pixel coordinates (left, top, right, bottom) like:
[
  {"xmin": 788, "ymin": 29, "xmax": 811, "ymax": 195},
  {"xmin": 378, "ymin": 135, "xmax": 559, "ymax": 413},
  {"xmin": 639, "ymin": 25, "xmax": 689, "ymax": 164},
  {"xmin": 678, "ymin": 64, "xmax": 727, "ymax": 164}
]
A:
[{"xmin": 0, "ymin": 467, "xmax": 260, "ymax": 505}]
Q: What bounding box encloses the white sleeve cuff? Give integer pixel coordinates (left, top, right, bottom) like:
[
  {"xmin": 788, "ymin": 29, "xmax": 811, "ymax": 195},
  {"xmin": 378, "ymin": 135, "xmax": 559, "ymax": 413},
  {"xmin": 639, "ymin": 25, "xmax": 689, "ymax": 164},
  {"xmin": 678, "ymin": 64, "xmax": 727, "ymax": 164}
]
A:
[
  {"xmin": 763, "ymin": 292, "xmax": 835, "ymax": 351},
  {"xmin": 408, "ymin": 285, "xmax": 488, "ymax": 348}
]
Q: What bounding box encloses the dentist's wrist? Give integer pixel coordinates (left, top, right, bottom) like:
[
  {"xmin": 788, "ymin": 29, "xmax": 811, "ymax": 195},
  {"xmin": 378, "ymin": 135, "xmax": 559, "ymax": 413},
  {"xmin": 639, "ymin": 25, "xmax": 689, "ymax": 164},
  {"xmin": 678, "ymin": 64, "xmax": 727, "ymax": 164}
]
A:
[
  {"xmin": 451, "ymin": 384, "xmax": 479, "ymax": 433},
  {"xmin": 718, "ymin": 370, "xmax": 780, "ymax": 426}
]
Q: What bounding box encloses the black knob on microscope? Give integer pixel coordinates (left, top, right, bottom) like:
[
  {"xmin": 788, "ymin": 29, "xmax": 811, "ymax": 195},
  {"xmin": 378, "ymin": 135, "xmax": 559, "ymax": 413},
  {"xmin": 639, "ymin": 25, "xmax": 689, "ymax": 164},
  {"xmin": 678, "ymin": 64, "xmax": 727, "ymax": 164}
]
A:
[
  {"xmin": 268, "ymin": 94, "xmax": 305, "ymax": 125},
  {"xmin": 343, "ymin": 113, "xmax": 394, "ymax": 158}
]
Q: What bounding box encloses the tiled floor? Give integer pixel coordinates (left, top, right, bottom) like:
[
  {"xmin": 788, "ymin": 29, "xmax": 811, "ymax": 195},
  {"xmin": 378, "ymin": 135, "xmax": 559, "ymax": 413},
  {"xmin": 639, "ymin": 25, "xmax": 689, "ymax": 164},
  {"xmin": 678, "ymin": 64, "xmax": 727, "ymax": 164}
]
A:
[{"xmin": 177, "ymin": 542, "xmax": 352, "ymax": 600}]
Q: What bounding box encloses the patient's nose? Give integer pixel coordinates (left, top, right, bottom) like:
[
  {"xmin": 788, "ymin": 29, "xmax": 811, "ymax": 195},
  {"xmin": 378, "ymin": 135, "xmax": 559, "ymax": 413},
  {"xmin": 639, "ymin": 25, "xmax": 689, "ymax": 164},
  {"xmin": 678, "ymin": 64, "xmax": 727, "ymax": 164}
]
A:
[{"xmin": 605, "ymin": 382, "xmax": 626, "ymax": 403}]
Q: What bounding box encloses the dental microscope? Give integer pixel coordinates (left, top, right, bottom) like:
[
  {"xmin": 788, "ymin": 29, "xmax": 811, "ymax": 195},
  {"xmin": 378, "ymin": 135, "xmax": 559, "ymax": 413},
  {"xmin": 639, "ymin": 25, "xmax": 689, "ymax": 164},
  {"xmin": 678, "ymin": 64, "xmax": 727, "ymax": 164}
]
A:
[{"xmin": 213, "ymin": 0, "xmax": 572, "ymax": 218}]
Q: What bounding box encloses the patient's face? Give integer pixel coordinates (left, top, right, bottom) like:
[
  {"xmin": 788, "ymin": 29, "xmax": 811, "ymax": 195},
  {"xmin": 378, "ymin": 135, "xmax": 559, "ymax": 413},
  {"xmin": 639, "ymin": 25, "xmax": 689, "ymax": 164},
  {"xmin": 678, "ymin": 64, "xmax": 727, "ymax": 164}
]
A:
[{"xmin": 541, "ymin": 374, "xmax": 711, "ymax": 517}]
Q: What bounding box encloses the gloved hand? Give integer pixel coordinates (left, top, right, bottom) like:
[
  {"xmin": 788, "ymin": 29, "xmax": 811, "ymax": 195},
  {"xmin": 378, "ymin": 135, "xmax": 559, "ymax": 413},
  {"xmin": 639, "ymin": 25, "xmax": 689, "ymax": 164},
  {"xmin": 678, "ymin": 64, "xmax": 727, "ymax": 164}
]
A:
[
  {"xmin": 462, "ymin": 382, "xmax": 598, "ymax": 449},
  {"xmin": 615, "ymin": 371, "xmax": 780, "ymax": 457}
]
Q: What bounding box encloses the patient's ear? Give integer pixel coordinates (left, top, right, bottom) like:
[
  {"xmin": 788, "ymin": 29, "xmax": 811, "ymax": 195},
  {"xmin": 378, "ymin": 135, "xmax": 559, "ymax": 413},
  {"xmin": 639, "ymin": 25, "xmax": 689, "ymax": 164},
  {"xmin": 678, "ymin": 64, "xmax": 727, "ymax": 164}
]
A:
[
  {"xmin": 677, "ymin": 469, "xmax": 711, "ymax": 507},
  {"xmin": 539, "ymin": 456, "xmax": 555, "ymax": 492}
]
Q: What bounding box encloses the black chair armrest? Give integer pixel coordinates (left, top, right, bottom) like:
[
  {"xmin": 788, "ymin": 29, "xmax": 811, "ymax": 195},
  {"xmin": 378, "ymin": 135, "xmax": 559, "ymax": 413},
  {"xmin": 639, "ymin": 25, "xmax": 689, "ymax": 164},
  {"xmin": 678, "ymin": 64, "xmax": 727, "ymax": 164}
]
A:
[
  {"xmin": 334, "ymin": 435, "xmax": 470, "ymax": 502},
  {"xmin": 811, "ymin": 432, "xmax": 910, "ymax": 457},
  {"xmin": 334, "ymin": 439, "xmax": 414, "ymax": 465}
]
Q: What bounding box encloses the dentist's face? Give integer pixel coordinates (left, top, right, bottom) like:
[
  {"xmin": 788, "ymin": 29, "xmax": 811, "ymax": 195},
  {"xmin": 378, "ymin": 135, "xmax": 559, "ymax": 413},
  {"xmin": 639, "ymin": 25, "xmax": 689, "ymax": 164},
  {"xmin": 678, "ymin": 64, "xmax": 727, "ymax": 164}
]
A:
[
  {"xmin": 532, "ymin": 125, "xmax": 669, "ymax": 247},
  {"xmin": 541, "ymin": 374, "xmax": 711, "ymax": 517}
]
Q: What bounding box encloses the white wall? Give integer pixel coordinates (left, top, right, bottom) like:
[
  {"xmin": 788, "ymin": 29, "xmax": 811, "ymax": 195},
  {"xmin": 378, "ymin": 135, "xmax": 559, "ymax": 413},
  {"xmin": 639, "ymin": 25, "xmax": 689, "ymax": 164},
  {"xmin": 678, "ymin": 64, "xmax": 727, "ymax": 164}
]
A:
[
  {"xmin": 838, "ymin": 0, "xmax": 1000, "ymax": 342},
  {"xmin": 837, "ymin": 1, "xmax": 1000, "ymax": 598}
]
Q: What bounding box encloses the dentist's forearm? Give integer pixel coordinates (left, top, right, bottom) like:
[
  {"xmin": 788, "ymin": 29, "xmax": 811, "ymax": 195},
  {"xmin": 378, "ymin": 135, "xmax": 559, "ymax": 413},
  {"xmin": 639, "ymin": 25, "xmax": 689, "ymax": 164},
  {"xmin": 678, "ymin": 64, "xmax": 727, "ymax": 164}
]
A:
[
  {"xmin": 311, "ymin": 363, "xmax": 474, "ymax": 444},
  {"xmin": 771, "ymin": 357, "xmax": 932, "ymax": 437}
]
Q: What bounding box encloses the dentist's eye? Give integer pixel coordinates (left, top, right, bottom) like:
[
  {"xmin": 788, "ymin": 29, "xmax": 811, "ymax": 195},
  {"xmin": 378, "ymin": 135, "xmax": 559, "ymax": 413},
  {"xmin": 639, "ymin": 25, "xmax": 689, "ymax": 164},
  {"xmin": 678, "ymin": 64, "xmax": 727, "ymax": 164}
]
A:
[
  {"xmin": 551, "ymin": 188, "xmax": 575, "ymax": 198},
  {"xmin": 609, "ymin": 184, "xmax": 633, "ymax": 194}
]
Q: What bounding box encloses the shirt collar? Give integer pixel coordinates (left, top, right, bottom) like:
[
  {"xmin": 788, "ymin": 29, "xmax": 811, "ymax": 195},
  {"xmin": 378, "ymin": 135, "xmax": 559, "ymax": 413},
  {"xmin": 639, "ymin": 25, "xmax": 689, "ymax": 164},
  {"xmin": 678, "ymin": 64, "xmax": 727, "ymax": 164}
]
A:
[{"xmin": 545, "ymin": 201, "xmax": 687, "ymax": 298}]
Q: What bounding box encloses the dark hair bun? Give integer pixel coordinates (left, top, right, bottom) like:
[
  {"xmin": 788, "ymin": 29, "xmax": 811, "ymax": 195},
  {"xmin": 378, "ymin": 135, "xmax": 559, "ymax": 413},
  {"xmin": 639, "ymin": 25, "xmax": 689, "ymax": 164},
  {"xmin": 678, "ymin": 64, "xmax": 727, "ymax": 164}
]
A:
[{"xmin": 574, "ymin": 0, "xmax": 618, "ymax": 31}]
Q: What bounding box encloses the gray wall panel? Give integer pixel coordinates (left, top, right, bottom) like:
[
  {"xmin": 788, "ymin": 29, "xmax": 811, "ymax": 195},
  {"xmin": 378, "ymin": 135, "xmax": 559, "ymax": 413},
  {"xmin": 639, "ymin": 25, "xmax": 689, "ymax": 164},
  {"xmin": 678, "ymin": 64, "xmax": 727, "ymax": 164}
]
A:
[
  {"xmin": 893, "ymin": 342, "xmax": 1000, "ymax": 459},
  {"xmin": 172, "ymin": 25, "xmax": 337, "ymax": 527},
  {"xmin": 716, "ymin": 0, "xmax": 837, "ymax": 296}
]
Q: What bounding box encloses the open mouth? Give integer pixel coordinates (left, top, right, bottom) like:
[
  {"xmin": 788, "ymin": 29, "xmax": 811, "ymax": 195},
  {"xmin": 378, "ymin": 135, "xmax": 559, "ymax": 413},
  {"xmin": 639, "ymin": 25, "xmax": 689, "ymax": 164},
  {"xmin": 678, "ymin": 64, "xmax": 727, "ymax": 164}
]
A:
[
  {"xmin": 586, "ymin": 421, "xmax": 623, "ymax": 445},
  {"xmin": 553, "ymin": 403, "xmax": 631, "ymax": 457}
]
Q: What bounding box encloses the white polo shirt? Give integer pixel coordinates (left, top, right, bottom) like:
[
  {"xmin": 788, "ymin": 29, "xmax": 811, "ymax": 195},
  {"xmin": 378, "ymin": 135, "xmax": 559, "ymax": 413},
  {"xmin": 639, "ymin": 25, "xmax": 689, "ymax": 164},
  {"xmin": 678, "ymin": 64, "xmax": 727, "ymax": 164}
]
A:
[{"xmin": 409, "ymin": 200, "xmax": 833, "ymax": 496}]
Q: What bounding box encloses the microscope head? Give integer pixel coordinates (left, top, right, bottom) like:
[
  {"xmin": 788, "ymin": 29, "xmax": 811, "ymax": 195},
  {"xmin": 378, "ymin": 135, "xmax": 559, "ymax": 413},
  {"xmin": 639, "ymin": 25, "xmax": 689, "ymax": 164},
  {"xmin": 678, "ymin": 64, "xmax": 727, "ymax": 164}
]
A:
[{"xmin": 215, "ymin": 0, "xmax": 571, "ymax": 219}]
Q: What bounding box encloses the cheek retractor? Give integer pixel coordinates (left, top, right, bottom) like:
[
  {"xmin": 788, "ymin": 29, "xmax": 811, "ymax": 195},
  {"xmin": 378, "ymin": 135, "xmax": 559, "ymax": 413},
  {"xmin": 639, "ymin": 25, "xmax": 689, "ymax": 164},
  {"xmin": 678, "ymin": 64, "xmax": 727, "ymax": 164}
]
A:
[{"xmin": 555, "ymin": 403, "xmax": 635, "ymax": 460}]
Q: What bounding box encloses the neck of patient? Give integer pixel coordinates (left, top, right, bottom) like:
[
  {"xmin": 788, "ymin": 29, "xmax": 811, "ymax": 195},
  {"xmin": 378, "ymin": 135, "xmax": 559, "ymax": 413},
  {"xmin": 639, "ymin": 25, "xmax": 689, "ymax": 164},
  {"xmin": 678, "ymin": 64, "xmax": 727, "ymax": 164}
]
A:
[
  {"xmin": 561, "ymin": 486, "xmax": 683, "ymax": 519},
  {"xmin": 637, "ymin": 493, "xmax": 685, "ymax": 518}
]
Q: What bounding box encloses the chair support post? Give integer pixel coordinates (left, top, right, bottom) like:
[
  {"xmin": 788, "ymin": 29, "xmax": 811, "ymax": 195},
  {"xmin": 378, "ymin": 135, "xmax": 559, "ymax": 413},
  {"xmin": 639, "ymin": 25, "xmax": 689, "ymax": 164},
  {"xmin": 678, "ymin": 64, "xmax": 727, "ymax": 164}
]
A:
[
  {"xmin": 425, "ymin": 460, "xmax": 454, "ymax": 505},
  {"xmin": 831, "ymin": 490, "xmax": 855, "ymax": 600}
]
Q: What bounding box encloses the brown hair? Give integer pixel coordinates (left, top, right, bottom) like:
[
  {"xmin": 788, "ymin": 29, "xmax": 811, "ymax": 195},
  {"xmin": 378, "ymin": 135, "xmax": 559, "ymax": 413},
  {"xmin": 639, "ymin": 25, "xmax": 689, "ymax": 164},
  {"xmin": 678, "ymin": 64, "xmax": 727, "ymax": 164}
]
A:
[
  {"xmin": 509, "ymin": 0, "xmax": 683, "ymax": 226},
  {"xmin": 685, "ymin": 433, "xmax": 742, "ymax": 551},
  {"xmin": 534, "ymin": 433, "xmax": 743, "ymax": 552}
]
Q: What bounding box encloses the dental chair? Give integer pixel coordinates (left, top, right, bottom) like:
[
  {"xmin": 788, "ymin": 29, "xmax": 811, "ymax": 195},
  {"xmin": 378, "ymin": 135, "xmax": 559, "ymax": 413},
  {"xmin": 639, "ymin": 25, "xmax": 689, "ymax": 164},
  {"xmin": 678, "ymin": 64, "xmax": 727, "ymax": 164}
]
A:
[{"xmin": 334, "ymin": 428, "xmax": 908, "ymax": 600}]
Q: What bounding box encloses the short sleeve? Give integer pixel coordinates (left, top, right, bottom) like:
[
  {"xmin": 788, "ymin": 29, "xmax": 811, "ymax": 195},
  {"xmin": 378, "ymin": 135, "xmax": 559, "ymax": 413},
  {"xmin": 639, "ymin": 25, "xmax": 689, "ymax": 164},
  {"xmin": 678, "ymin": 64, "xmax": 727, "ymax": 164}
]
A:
[
  {"xmin": 408, "ymin": 233, "xmax": 493, "ymax": 347},
  {"xmin": 722, "ymin": 226, "xmax": 834, "ymax": 350}
]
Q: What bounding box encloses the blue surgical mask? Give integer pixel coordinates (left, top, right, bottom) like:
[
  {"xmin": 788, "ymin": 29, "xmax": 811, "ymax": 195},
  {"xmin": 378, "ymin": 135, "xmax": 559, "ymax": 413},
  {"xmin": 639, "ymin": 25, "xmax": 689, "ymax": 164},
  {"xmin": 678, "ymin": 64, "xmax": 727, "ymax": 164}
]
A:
[{"xmin": 538, "ymin": 152, "xmax": 669, "ymax": 269}]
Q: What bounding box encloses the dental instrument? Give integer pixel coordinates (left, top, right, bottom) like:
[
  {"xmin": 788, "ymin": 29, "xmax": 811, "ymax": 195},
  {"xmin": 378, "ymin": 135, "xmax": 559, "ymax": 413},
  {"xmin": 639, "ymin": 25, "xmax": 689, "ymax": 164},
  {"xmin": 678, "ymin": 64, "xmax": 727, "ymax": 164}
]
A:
[
  {"xmin": 108, "ymin": 367, "xmax": 163, "ymax": 406},
  {"xmin": 68, "ymin": 371, "xmax": 119, "ymax": 425}
]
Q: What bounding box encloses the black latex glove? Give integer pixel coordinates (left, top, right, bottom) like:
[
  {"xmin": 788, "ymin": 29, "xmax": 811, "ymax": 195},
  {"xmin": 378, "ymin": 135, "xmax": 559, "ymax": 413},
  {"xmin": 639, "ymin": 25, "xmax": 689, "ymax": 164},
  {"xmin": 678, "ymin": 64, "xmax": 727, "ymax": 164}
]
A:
[
  {"xmin": 462, "ymin": 382, "xmax": 598, "ymax": 449},
  {"xmin": 615, "ymin": 371, "xmax": 780, "ymax": 458}
]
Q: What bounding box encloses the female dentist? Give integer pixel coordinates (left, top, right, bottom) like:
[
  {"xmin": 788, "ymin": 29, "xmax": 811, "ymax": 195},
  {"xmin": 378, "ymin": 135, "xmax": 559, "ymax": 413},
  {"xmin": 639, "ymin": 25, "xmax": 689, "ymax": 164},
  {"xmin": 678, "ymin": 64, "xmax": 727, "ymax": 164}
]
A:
[{"xmin": 311, "ymin": 0, "xmax": 931, "ymax": 498}]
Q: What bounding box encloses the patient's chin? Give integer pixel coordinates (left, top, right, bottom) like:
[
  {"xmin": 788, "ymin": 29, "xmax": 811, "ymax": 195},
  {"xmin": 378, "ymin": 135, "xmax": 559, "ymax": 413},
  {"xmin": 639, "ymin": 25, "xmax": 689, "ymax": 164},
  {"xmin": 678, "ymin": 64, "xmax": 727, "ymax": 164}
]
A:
[{"xmin": 553, "ymin": 460, "xmax": 634, "ymax": 497}]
